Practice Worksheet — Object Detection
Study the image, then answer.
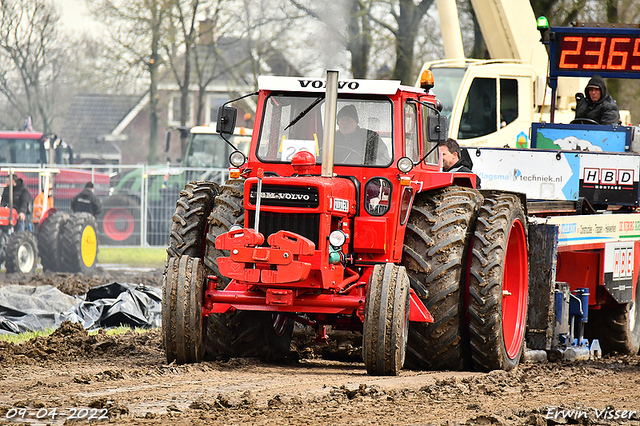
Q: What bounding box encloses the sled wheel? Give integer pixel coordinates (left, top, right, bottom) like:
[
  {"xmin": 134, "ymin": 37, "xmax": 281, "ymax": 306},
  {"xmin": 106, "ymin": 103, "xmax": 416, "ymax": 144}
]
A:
[
  {"xmin": 468, "ymin": 192, "xmax": 528, "ymax": 371},
  {"xmin": 205, "ymin": 311, "xmax": 294, "ymax": 362},
  {"xmin": 163, "ymin": 255, "xmax": 206, "ymax": 364},
  {"xmin": 38, "ymin": 211, "xmax": 69, "ymax": 272},
  {"xmin": 401, "ymin": 186, "xmax": 482, "ymax": 370},
  {"xmin": 60, "ymin": 212, "xmax": 99, "ymax": 274},
  {"xmin": 167, "ymin": 181, "xmax": 219, "ymax": 260},
  {"xmin": 203, "ymin": 179, "xmax": 245, "ymax": 286},
  {"xmin": 363, "ymin": 263, "xmax": 410, "ymax": 376},
  {"xmin": 100, "ymin": 195, "xmax": 140, "ymax": 246},
  {"xmin": 585, "ymin": 280, "xmax": 640, "ymax": 355},
  {"xmin": 5, "ymin": 231, "xmax": 38, "ymax": 276}
]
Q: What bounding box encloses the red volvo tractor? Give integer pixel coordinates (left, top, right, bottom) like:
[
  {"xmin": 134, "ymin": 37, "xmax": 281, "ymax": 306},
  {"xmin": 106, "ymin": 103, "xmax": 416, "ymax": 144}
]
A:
[{"xmin": 163, "ymin": 71, "xmax": 529, "ymax": 375}]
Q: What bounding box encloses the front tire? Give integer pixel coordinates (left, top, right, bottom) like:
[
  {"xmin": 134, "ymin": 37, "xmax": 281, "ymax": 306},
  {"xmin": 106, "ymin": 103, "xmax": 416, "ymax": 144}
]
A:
[
  {"xmin": 467, "ymin": 192, "xmax": 528, "ymax": 371},
  {"xmin": 363, "ymin": 263, "xmax": 410, "ymax": 376},
  {"xmin": 401, "ymin": 186, "xmax": 482, "ymax": 370},
  {"xmin": 5, "ymin": 231, "xmax": 38, "ymax": 276},
  {"xmin": 163, "ymin": 255, "xmax": 206, "ymax": 364}
]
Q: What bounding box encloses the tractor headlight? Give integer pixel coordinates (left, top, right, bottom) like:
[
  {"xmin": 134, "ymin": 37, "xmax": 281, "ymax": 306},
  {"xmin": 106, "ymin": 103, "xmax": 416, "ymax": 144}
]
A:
[
  {"xmin": 329, "ymin": 230, "xmax": 347, "ymax": 248},
  {"xmin": 229, "ymin": 150, "xmax": 246, "ymax": 167},
  {"xmin": 397, "ymin": 157, "xmax": 414, "ymax": 173}
]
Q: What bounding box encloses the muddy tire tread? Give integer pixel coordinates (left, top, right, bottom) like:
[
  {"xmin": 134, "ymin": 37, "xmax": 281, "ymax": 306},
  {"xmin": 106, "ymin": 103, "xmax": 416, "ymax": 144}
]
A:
[
  {"xmin": 60, "ymin": 212, "xmax": 99, "ymax": 273},
  {"xmin": 203, "ymin": 179, "xmax": 245, "ymax": 285},
  {"xmin": 363, "ymin": 264, "xmax": 410, "ymax": 375},
  {"xmin": 167, "ymin": 181, "xmax": 219, "ymax": 261},
  {"xmin": 468, "ymin": 193, "xmax": 527, "ymax": 371},
  {"xmin": 38, "ymin": 211, "xmax": 69, "ymax": 272},
  {"xmin": 5, "ymin": 231, "xmax": 38, "ymax": 276},
  {"xmin": 205, "ymin": 311, "xmax": 293, "ymax": 362},
  {"xmin": 401, "ymin": 186, "xmax": 482, "ymax": 370}
]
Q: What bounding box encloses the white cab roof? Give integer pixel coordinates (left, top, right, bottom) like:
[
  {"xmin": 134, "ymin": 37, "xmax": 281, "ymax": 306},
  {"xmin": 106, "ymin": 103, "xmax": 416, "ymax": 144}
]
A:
[{"xmin": 258, "ymin": 75, "xmax": 423, "ymax": 96}]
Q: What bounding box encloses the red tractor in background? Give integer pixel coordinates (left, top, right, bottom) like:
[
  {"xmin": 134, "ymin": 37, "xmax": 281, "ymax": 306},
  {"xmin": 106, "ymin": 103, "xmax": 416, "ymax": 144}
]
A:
[
  {"xmin": 162, "ymin": 70, "xmax": 529, "ymax": 375},
  {"xmin": 0, "ymin": 131, "xmax": 110, "ymax": 204}
]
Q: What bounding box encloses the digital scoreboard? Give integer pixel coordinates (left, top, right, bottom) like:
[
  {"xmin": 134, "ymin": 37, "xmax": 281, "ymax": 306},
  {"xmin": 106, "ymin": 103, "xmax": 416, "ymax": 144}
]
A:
[{"xmin": 549, "ymin": 26, "xmax": 640, "ymax": 79}]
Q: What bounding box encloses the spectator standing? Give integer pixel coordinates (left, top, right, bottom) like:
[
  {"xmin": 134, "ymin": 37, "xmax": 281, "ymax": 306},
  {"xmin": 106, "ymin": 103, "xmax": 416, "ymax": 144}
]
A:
[
  {"xmin": 71, "ymin": 182, "xmax": 101, "ymax": 217},
  {"xmin": 1, "ymin": 177, "xmax": 32, "ymax": 231}
]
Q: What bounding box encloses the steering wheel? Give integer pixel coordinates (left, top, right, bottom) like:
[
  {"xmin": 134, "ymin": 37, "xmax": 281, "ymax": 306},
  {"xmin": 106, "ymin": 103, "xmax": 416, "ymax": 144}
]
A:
[
  {"xmin": 336, "ymin": 146, "xmax": 363, "ymax": 164},
  {"xmin": 570, "ymin": 118, "xmax": 600, "ymax": 125}
]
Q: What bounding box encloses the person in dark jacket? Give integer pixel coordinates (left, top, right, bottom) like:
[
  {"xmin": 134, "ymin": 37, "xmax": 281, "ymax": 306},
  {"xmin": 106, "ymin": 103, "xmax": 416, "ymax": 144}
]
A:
[
  {"xmin": 574, "ymin": 74, "xmax": 620, "ymax": 125},
  {"xmin": 438, "ymin": 138, "xmax": 481, "ymax": 188},
  {"xmin": 438, "ymin": 138, "xmax": 473, "ymax": 173},
  {"xmin": 71, "ymin": 182, "xmax": 101, "ymax": 217},
  {"xmin": 334, "ymin": 104, "xmax": 390, "ymax": 165},
  {"xmin": 1, "ymin": 177, "xmax": 32, "ymax": 231}
]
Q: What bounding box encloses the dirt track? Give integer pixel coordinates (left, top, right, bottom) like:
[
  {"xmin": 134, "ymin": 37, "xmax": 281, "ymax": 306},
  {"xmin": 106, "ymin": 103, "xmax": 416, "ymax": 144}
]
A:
[{"xmin": 1, "ymin": 269, "xmax": 639, "ymax": 425}]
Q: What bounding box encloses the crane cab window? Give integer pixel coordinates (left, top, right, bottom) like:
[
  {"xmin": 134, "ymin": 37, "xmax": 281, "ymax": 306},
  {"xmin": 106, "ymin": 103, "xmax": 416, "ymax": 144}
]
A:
[
  {"xmin": 458, "ymin": 77, "xmax": 497, "ymax": 140},
  {"xmin": 500, "ymin": 79, "xmax": 518, "ymax": 127}
]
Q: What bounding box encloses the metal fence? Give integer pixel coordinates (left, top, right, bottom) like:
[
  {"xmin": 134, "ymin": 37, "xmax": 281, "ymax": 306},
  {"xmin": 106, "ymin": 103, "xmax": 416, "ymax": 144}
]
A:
[{"xmin": 1, "ymin": 164, "xmax": 230, "ymax": 247}]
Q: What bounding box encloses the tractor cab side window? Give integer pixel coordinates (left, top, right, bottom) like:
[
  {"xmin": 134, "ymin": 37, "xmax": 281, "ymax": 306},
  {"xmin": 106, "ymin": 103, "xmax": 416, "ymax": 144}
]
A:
[
  {"xmin": 458, "ymin": 77, "xmax": 497, "ymax": 140},
  {"xmin": 421, "ymin": 106, "xmax": 439, "ymax": 164},
  {"xmin": 404, "ymin": 102, "xmax": 420, "ymax": 162}
]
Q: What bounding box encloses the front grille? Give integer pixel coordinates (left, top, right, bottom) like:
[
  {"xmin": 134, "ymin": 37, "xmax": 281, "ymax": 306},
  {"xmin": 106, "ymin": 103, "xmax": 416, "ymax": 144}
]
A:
[
  {"xmin": 247, "ymin": 211, "xmax": 320, "ymax": 247},
  {"xmin": 249, "ymin": 184, "xmax": 319, "ymax": 208}
]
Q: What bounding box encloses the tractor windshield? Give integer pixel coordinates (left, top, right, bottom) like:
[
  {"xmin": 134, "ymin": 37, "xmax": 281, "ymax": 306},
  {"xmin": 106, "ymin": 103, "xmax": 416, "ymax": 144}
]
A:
[
  {"xmin": 257, "ymin": 94, "xmax": 393, "ymax": 167},
  {"xmin": 0, "ymin": 137, "xmax": 45, "ymax": 164}
]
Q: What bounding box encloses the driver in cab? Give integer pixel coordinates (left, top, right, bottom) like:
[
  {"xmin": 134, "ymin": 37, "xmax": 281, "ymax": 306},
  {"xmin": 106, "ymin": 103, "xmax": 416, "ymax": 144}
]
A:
[
  {"xmin": 334, "ymin": 104, "xmax": 390, "ymax": 165},
  {"xmin": 574, "ymin": 74, "xmax": 620, "ymax": 125}
]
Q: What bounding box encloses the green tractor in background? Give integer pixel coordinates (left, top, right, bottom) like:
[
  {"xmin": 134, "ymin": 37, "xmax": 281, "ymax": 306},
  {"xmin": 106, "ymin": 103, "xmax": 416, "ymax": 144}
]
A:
[{"xmin": 99, "ymin": 126, "xmax": 251, "ymax": 246}]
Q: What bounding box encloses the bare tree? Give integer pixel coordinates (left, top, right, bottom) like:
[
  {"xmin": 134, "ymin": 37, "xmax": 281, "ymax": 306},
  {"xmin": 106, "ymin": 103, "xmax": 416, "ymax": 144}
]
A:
[
  {"xmin": 88, "ymin": 0, "xmax": 174, "ymax": 165},
  {"xmin": 0, "ymin": 0, "xmax": 67, "ymax": 133},
  {"xmin": 164, "ymin": 0, "xmax": 213, "ymax": 156},
  {"xmin": 290, "ymin": 0, "xmax": 370, "ymax": 78},
  {"xmin": 369, "ymin": 0, "xmax": 435, "ymax": 84}
]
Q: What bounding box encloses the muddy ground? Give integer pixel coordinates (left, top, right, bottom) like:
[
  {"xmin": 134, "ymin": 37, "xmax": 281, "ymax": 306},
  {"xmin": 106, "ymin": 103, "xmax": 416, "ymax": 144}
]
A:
[{"xmin": 0, "ymin": 269, "xmax": 639, "ymax": 425}]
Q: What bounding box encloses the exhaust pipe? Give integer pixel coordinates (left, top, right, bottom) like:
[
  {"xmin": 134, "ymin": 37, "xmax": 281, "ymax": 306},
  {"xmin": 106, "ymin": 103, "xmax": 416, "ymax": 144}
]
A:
[{"xmin": 321, "ymin": 70, "xmax": 339, "ymax": 178}]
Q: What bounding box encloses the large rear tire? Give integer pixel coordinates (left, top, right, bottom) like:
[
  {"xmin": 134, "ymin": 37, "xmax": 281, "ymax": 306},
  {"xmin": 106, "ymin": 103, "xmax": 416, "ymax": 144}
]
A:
[
  {"xmin": 60, "ymin": 212, "xmax": 99, "ymax": 274},
  {"xmin": 203, "ymin": 179, "xmax": 245, "ymax": 286},
  {"xmin": 167, "ymin": 181, "xmax": 219, "ymax": 260},
  {"xmin": 468, "ymin": 192, "xmax": 528, "ymax": 371},
  {"xmin": 363, "ymin": 263, "xmax": 410, "ymax": 376},
  {"xmin": 5, "ymin": 231, "xmax": 38, "ymax": 276},
  {"xmin": 38, "ymin": 211, "xmax": 69, "ymax": 272},
  {"xmin": 99, "ymin": 195, "xmax": 140, "ymax": 246},
  {"xmin": 163, "ymin": 255, "xmax": 206, "ymax": 364},
  {"xmin": 585, "ymin": 280, "xmax": 640, "ymax": 355},
  {"xmin": 401, "ymin": 186, "xmax": 482, "ymax": 370},
  {"xmin": 205, "ymin": 311, "xmax": 294, "ymax": 362}
]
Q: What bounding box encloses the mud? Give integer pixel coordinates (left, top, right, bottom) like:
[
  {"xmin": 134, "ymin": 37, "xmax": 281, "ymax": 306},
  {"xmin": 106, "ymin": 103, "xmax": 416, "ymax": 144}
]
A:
[{"xmin": 0, "ymin": 269, "xmax": 639, "ymax": 425}]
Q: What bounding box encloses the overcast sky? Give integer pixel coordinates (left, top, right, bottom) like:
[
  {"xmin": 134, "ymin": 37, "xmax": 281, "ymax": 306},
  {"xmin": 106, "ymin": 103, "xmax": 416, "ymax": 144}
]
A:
[{"xmin": 55, "ymin": 0, "xmax": 101, "ymax": 35}]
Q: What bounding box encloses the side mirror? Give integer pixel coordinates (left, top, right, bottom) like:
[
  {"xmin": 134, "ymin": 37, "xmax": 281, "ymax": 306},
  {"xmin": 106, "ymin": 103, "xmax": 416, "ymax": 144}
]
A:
[
  {"xmin": 217, "ymin": 105, "xmax": 237, "ymax": 134},
  {"xmin": 427, "ymin": 115, "xmax": 448, "ymax": 142},
  {"xmin": 164, "ymin": 130, "xmax": 171, "ymax": 152}
]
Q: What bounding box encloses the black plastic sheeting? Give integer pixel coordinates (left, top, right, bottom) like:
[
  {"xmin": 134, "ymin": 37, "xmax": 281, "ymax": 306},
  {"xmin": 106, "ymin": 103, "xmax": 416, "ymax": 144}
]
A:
[{"xmin": 0, "ymin": 282, "xmax": 162, "ymax": 335}]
